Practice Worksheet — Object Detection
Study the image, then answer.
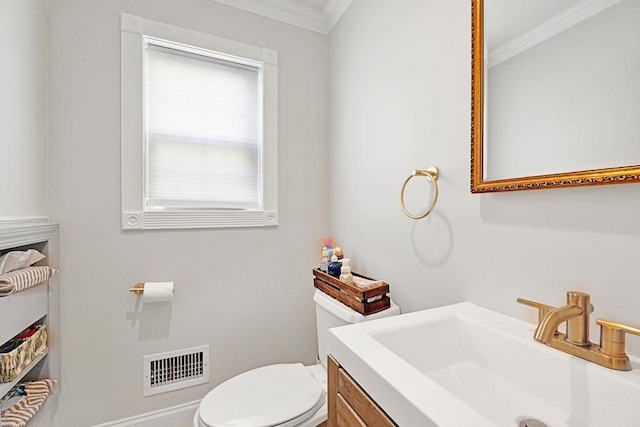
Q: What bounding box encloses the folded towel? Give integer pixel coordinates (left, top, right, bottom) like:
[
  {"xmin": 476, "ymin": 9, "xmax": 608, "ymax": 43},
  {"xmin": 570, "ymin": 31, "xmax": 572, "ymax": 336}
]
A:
[
  {"xmin": 0, "ymin": 283, "xmax": 13, "ymax": 297},
  {"xmin": 0, "ymin": 267, "xmax": 56, "ymax": 297},
  {"xmin": 0, "ymin": 379, "xmax": 55, "ymax": 427},
  {"xmin": 352, "ymin": 276, "xmax": 383, "ymax": 289}
]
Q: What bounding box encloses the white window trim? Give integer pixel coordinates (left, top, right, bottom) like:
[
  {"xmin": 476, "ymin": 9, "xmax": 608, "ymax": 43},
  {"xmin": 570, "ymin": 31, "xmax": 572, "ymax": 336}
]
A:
[{"xmin": 121, "ymin": 14, "xmax": 278, "ymax": 230}]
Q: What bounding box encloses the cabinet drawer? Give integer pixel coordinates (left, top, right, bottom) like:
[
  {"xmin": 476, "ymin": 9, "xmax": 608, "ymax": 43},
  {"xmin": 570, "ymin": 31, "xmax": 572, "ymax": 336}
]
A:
[
  {"xmin": 0, "ymin": 284, "xmax": 48, "ymax": 344},
  {"xmin": 338, "ymin": 369, "xmax": 396, "ymax": 427},
  {"xmin": 337, "ymin": 394, "xmax": 366, "ymax": 427}
]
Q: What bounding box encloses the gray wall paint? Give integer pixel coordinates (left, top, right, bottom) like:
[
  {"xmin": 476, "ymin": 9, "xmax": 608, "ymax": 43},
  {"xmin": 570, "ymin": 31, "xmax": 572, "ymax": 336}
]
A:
[
  {"xmin": 47, "ymin": 0, "xmax": 328, "ymax": 425},
  {"xmin": 0, "ymin": 0, "xmax": 48, "ymax": 219},
  {"xmin": 329, "ymin": 0, "xmax": 640, "ymax": 357},
  {"xmin": 7, "ymin": 0, "xmax": 640, "ymax": 424}
]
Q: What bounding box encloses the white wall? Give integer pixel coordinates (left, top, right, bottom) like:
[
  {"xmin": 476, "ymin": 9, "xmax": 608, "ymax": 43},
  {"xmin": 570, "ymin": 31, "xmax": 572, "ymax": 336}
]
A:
[
  {"xmin": 47, "ymin": 1, "xmax": 328, "ymax": 425},
  {"xmin": 0, "ymin": 0, "xmax": 49, "ymax": 220},
  {"xmin": 329, "ymin": 0, "xmax": 640, "ymax": 358},
  {"xmin": 7, "ymin": 0, "xmax": 637, "ymax": 425}
]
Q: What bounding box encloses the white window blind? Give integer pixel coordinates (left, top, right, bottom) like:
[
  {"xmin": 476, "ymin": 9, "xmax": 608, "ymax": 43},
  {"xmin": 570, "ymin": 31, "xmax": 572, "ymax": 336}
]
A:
[{"xmin": 145, "ymin": 43, "xmax": 263, "ymax": 210}]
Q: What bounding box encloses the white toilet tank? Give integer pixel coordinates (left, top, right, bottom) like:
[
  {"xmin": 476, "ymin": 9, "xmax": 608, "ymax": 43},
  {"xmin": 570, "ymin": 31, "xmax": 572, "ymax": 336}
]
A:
[{"xmin": 313, "ymin": 289, "xmax": 400, "ymax": 369}]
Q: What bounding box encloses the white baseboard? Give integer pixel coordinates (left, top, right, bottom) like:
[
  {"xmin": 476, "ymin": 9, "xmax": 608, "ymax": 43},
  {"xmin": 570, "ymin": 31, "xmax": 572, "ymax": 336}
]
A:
[{"xmin": 92, "ymin": 400, "xmax": 200, "ymax": 427}]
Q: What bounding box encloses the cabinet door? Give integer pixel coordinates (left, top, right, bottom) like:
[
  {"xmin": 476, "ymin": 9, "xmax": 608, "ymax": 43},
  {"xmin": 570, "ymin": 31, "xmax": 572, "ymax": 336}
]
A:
[
  {"xmin": 328, "ymin": 355, "xmax": 397, "ymax": 427},
  {"xmin": 336, "ymin": 394, "xmax": 367, "ymax": 427},
  {"xmin": 328, "ymin": 355, "xmax": 340, "ymax": 426}
]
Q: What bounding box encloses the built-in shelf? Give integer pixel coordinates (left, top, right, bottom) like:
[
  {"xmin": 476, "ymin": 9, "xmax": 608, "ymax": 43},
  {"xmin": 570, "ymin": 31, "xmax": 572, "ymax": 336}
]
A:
[
  {"xmin": 0, "ymin": 220, "xmax": 59, "ymax": 427},
  {"xmin": 0, "ymin": 349, "xmax": 49, "ymax": 397}
]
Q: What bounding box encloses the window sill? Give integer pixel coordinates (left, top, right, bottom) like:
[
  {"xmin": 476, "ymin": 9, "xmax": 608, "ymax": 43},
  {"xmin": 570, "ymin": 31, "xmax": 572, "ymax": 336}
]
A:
[{"xmin": 122, "ymin": 210, "xmax": 278, "ymax": 230}]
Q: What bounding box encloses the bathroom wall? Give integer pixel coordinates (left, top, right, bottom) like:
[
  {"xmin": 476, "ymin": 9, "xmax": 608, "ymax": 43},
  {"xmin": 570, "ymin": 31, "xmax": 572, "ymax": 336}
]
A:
[
  {"xmin": 0, "ymin": 0, "xmax": 49, "ymax": 220},
  {"xmin": 16, "ymin": 0, "xmax": 640, "ymax": 425},
  {"xmin": 329, "ymin": 0, "xmax": 640, "ymax": 357},
  {"xmin": 47, "ymin": 0, "xmax": 328, "ymax": 425}
]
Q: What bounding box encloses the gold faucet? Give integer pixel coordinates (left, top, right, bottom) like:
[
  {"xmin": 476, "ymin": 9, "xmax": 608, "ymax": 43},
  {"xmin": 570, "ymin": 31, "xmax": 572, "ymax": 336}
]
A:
[{"xmin": 518, "ymin": 291, "xmax": 640, "ymax": 371}]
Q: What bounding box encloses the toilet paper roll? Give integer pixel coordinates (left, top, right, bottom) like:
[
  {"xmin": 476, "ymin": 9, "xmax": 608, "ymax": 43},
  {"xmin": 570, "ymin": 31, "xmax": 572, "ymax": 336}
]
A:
[{"xmin": 141, "ymin": 282, "xmax": 174, "ymax": 304}]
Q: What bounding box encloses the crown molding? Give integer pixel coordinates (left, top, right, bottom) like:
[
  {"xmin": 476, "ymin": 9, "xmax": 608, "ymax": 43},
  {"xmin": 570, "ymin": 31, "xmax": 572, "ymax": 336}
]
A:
[
  {"xmin": 489, "ymin": 0, "xmax": 622, "ymax": 68},
  {"xmin": 323, "ymin": 0, "xmax": 353, "ymax": 31},
  {"xmin": 207, "ymin": 0, "xmax": 352, "ymax": 34},
  {"xmin": 0, "ymin": 218, "xmax": 58, "ymax": 250}
]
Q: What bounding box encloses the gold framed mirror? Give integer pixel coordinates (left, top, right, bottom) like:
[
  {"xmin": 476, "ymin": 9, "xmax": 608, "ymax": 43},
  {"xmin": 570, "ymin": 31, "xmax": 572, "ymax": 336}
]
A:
[{"xmin": 471, "ymin": 0, "xmax": 640, "ymax": 193}]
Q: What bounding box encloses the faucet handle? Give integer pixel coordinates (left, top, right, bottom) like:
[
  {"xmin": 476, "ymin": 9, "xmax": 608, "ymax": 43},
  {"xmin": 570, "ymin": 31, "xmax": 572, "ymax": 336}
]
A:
[
  {"xmin": 596, "ymin": 319, "xmax": 640, "ymax": 358},
  {"xmin": 516, "ymin": 298, "xmax": 556, "ymax": 324}
]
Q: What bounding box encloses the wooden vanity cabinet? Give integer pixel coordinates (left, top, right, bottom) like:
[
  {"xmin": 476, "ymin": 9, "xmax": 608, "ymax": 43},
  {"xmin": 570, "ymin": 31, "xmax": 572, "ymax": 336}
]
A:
[{"xmin": 327, "ymin": 355, "xmax": 397, "ymax": 427}]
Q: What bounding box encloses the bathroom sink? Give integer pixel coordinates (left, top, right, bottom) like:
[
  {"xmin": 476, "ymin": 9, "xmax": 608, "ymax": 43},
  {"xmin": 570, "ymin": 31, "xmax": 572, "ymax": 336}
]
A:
[{"xmin": 327, "ymin": 302, "xmax": 640, "ymax": 426}]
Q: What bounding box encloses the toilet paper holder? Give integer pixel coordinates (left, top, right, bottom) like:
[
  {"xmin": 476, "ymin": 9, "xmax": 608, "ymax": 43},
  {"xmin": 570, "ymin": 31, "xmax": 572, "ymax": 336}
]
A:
[
  {"xmin": 129, "ymin": 282, "xmax": 145, "ymax": 295},
  {"xmin": 129, "ymin": 282, "xmax": 175, "ymax": 299}
]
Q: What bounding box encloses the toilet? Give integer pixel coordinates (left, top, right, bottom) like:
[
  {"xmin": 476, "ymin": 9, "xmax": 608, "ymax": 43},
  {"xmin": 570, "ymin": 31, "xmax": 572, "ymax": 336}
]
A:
[{"xmin": 194, "ymin": 289, "xmax": 400, "ymax": 427}]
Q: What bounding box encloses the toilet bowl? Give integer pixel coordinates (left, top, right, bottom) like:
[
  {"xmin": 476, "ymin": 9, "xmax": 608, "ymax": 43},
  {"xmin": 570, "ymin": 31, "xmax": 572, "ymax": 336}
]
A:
[
  {"xmin": 194, "ymin": 363, "xmax": 327, "ymax": 427},
  {"xmin": 194, "ymin": 289, "xmax": 400, "ymax": 427}
]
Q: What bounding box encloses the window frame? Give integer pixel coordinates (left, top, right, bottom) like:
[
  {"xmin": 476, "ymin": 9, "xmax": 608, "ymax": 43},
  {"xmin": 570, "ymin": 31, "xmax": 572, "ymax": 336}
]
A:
[{"xmin": 121, "ymin": 14, "xmax": 278, "ymax": 230}]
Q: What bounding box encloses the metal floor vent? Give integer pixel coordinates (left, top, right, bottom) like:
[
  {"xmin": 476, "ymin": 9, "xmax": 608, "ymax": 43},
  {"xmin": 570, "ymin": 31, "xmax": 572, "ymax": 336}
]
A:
[{"xmin": 143, "ymin": 345, "xmax": 210, "ymax": 396}]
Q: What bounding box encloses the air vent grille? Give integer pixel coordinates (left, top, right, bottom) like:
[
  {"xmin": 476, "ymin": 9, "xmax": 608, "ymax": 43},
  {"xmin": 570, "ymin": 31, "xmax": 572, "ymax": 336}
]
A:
[{"xmin": 143, "ymin": 345, "xmax": 209, "ymax": 396}]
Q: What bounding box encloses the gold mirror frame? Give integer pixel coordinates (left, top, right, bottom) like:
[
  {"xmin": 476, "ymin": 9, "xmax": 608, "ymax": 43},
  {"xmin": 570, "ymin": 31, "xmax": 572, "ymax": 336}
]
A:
[{"xmin": 471, "ymin": 0, "xmax": 640, "ymax": 193}]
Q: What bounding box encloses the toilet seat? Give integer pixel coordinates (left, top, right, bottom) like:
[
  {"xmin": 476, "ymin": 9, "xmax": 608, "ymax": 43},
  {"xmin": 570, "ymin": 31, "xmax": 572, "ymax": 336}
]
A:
[{"xmin": 198, "ymin": 363, "xmax": 324, "ymax": 427}]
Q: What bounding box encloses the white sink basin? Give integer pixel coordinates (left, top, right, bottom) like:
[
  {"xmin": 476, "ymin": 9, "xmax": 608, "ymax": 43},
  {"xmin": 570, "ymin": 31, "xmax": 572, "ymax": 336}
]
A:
[{"xmin": 327, "ymin": 302, "xmax": 640, "ymax": 426}]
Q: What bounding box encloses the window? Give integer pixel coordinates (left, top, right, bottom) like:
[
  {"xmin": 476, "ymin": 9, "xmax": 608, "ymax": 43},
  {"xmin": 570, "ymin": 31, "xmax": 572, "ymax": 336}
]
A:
[{"xmin": 121, "ymin": 14, "xmax": 278, "ymax": 230}]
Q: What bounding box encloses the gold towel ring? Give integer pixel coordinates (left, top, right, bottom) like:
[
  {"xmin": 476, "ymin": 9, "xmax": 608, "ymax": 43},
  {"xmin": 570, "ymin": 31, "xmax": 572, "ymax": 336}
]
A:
[{"xmin": 401, "ymin": 167, "xmax": 439, "ymax": 219}]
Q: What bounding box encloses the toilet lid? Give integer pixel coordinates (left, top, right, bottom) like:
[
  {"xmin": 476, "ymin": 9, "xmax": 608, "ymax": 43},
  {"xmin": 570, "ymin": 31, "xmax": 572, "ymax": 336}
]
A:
[{"xmin": 199, "ymin": 363, "xmax": 323, "ymax": 427}]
